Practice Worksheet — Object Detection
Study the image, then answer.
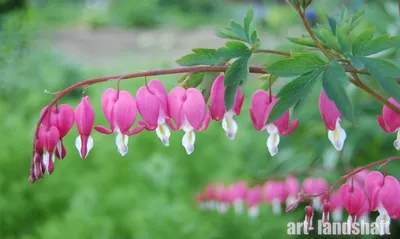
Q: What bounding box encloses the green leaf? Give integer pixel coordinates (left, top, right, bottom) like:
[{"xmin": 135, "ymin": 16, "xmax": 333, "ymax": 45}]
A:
[
  {"xmin": 216, "ymin": 41, "xmax": 251, "ymax": 59},
  {"xmin": 322, "ymin": 61, "xmax": 354, "ymax": 122},
  {"xmin": 267, "ymin": 69, "xmax": 323, "ymax": 123},
  {"xmin": 177, "ymin": 72, "xmax": 205, "ymax": 89},
  {"xmin": 250, "ymin": 31, "xmax": 259, "ymax": 45},
  {"xmin": 326, "ymin": 15, "xmax": 337, "ymax": 35},
  {"xmin": 216, "ymin": 28, "xmax": 246, "ymax": 42},
  {"xmin": 287, "ymin": 37, "xmax": 318, "ymax": 48},
  {"xmin": 176, "ymin": 48, "xmax": 220, "ymax": 66},
  {"xmin": 244, "ymin": 6, "xmax": 254, "ymax": 38},
  {"xmin": 267, "ymin": 53, "xmax": 326, "ymax": 77},
  {"xmin": 358, "ymin": 35, "xmax": 400, "ymax": 56},
  {"xmin": 352, "ymin": 28, "xmax": 375, "ymax": 56},
  {"xmin": 224, "ymin": 55, "xmax": 251, "ymax": 110},
  {"xmin": 336, "ymin": 24, "xmax": 350, "ymax": 54},
  {"xmin": 313, "ymin": 28, "xmax": 341, "ymax": 53},
  {"xmin": 361, "ymin": 57, "xmax": 400, "ymax": 103},
  {"xmin": 230, "ymin": 20, "xmax": 248, "ymax": 42},
  {"xmin": 349, "ymin": 56, "xmax": 364, "ymax": 69}
]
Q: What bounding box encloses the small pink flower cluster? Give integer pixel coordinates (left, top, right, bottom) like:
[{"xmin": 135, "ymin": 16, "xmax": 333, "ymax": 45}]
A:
[
  {"xmin": 196, "ymin": 176, "xmax": 301, "ymax": 218},
  {"xmin": 197, "ymin": 171, "xmax": 400, "ymax": 233}
]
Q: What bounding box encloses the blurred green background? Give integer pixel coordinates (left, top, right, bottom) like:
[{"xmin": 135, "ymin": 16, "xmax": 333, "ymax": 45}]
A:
[{"xmin": 1, "ymin": 0, "xmax": 400, "ymax": 238}]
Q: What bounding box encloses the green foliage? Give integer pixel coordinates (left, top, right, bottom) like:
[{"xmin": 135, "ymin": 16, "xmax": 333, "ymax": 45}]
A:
[
  {"xmin": 354, "ymin": 35, "xmax": 400, "ymax": 56},
  {"xmin": 224, "ymin": 54, "xmax": 251, "ymax": 110},
  {"xmin": 176, "ymin": 48, "xmax": 220, "ymax": 66},
  {"xmin": 267, "ymin": 53, "xmax": 326, "ymax": 77},
  {"xmin": 217, "ymin": 42, "xmax": 252, "ymax": 59},
  {"xmin": 351, "ymin": 28, "xmax": 375, "ymax": 56},
  {"xmin": 322, "ymin": 61, "xmax": 354, "ymax": 122},
  {"xmin": 313, "ymin": 28, "xmax": 342, "ymax": 53},
  {"xmin": 361, "ymin": 57, "xmax": 400, "ymax": 103},
  {"xmin": 216, "ymin": 6, "xmax": 259, "ymax": 46},
  {"xmin": 268, "ymin": 69, "xmax": 323, "ymax": 123},
  {"xmin": 177, "ymin": 72, "xmax": 205, "ymax": 89}
]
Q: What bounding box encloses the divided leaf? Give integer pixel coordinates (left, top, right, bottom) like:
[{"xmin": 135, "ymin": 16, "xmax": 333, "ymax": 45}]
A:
[
  {"xmin": 356, "ymin": 35, "xmax": 400, "ymax": 56},
  {"xmin": 217, "ymin": 41, "xmax": 251, "ymax": 59},
  {"xmin": 352, "ymin": 28, "xmax": 375, "ymax": 56},
  {"xmin": 176, "ymin": 48, "xmax": 220, "ymax": 66},
  {"xmin": 177, "ymin": 72, "xmax": 205, "ymax": 89},
  {"xmin": 216, "ymin": 6, "xmax": 258, "ymax": 45},
  {"xmin": 361, "ymin": 57, "xmax": 400, "ymax": 103},
  {"xmin": 267, "ymin": 69, "xmax": 323, "ymax": 123},
  {"xmin": 313, "ymin": 28, "xmax": 341, "ymax": 53},
  {"xmin": 267, "ymin": 53, "xmax": 326, "ymax": 77},
  {"xmin": 224, "ymin": 54, "xmax": 251, "ymax": 110},
  {"xmin": 322, "ymin": 61, "xmax": 354, "ymax": 122}
]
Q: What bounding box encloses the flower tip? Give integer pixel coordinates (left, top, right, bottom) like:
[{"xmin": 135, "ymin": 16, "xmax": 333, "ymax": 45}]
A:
[
  {"xmin": 185, "ymin": 145, "xmax": 194, "ymax": 155},
  {"xmin": 227, "ymin": 131, "xmax": 235, "ymax": 140},
  {"xmin": 394, "ymin": 139, "xmax": 400, "ymax": 150},
  {"xmin": 162, "ymin": 138, "xmax": 169, "ymax": 147},
  {"xmin": 269, "ymin": 147, "xmax": 278, "ymax": 156}
]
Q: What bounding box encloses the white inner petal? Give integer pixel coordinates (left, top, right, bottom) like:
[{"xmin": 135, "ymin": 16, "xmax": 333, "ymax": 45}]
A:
[
  {"xmin": 222, "ymin": 111, "xmax": 238, "ymax": 140},
  {"xmin": 328, "ymin": 118, "xmax": 346, "ymax": 151},
  {"xmin": 233, "ymin": 199, "xmax": 243, "ymax": 215},
  {"xmin": 266, "ymin": 124, "xmax": 280, "ymax": 157},
  {"xmin": 56, "ymin": 140, "xmax": 63, "ymax": 158},
  {"xmin": 43, "ymin": 152, "xmax": 50, "ymax": 174},
  {"xmin": 271, "ymin": 198, "xmax": 282, "ymax": 215},
  {"xmin": 312, "ymin": 197, "xmax": 322, "ymax": 212},
  {"xmin": 116, "ymin": 131, "xmax": 128, "ymax": 156},
  {"xmin": 87, "ymin": 135, "xmax": 94, "ymax": 156},
  {"xmin": 322, "ymin": 211, "xmax": 330, "ymax": 223},
  {"xmin": 248, "ymin": 206, "xmax": 259, "ymax": 219},
  {"xmin": 394, "ymin": 130, "xmax": 400, "ymax": 150},
  {"xmin": 75, "ymin": 136, "xmax": 82, "ymax": 158},
  {"xmin": 376, "ymin": 208, "xmax": 391, "ymax": 235},
  {"xmin": 217, "ymin": 203, "xmax": 230, "ymax": 214},
  {"xmin": 332, "ymin": 209, "xmax": 343, "ymax": 222},
  {"xmin": 156, "ymin": 123, "xmax": 171, "ymax": 146},
  {"xmin": 182, "ymin": 129, "xmax": 195, "ymax": 155},
  {"xmin": 286, "ymin": 195, "xmax": 296, "ymax": 205}
]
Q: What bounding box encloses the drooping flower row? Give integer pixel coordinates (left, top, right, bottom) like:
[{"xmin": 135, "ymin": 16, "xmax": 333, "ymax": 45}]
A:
[
  {"xmin": 30, "ymin": 74, "xmax": 400, "ymax": 182},
  {"xmin": 196, "ymin": 170, "xmax": 400, "ymax": 235}
]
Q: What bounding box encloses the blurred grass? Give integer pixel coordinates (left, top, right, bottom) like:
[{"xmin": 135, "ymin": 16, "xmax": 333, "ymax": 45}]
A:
[{"xmin": 1, "ymin": 0, "xmax": 400, "ymax": 238}]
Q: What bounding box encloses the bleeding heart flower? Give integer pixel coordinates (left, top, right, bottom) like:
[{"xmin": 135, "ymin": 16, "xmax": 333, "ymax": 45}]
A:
[
  {"xmin": 365, "ymin": 171, "xmax": 385, "ymax": 211},
  {"xmin": 319, "ymin": 90, "xmax": 346, "ymax": 151},
  {"xmin": 209, "ymin": 75, "xmax": 244, "ymax": 140},
  {"xmin": 40, "ymin": 104, "xmax": 75, "ymax": 159},
  {"xmin": 167, "ymin": 87, "xmax": 210, "ymax": 155},
  {"xmin": 378, "ymin": 98, "xmax": 400, "ymax": 150},
  {"xmin": 322, "ymin": 199, "xmax": 330, "ymax": 223},
  {"xmin": 227, "ymin": 181, "xmax": 248, "ymax": 215},
  {"xmin": 303, "ymin": 177, "xmax": 329, "ymax": 211},
  {"xmin": 205, "ymin": 184, "xmax": 217, "ymax": 210},
  {"xmin": 263, "ymin": 181, "xmax": 287, "ymax": 215},
  {"xmin": 246, "ymin": 186, "xmax": 262, "ymax": 219},
  {"xmin": 304, "ymin": 205, "xmax": 314, "ymax": 232},
  {"xmin": 285, "ymin": 175, "xmax": 300, "ymax": 205},
  {"xmin": 215, "ymin": 185, "xmax": 230, "ymax": 214},
  {"xmin": 250, "ymin": 90, "xmax": 298, "ymax": 156},
  {"xmin": 95, "ymin": 89, "xmax": 145, "ymax": 156},
  {"xmin": 380, "ymin": 176, "xmax": 400, "ymax": 220},
  {"xmin": 38, "ymin": 125, "xmax": 60, "ymax": 174},
  {"xmin": 339, "ymin": 183, "xmax": 365, "ymax": 224},
  {"xmin": 75, "ymin": 96, "xmax": 95, "ymax": 159},
  {"xmin": 136, "ymin": 80, "xmax": 171, "ymax": 146},
  {"xmin": 329, "ymin": 191, "xmax": 343, "ymax": 222}
]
